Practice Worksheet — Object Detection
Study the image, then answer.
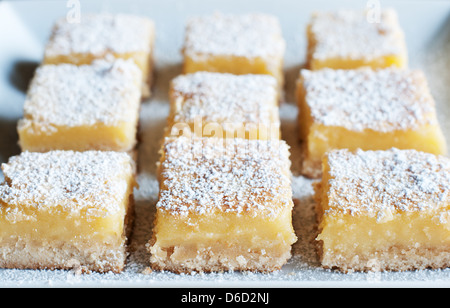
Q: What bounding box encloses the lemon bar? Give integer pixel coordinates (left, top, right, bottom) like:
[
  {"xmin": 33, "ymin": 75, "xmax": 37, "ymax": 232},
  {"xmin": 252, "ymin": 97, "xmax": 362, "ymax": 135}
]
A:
[
  {"xmin": 43, "ymin": 13, "xmax": 155, "ymax": 97},
  {"xmin": 167, "ymin": 72, "xmax": 280, "ymax": 140},
  {"xmin": 149, "ymin": 137, "xmax": 297, "ymax": 273},
  {"xmin": 315, "ymin": 148, "xmax": 450, "ymax": 272},
  {"xmin": 0, "ymin": 151, "xmax": 137, "ymax": 273},
  {"xmin": 306, "ymin": 9, "xmax": 407, "ymax": 70},
  {"xmin": 297, "ymin": 68, "xmax": 447, "ymax": 178},
  {"xmin": 182, "ymin": 13, "xmax": 286, "ymax": 87},
  {"xmin": 18, "ymin": 59, "xmax": 142, "ymax": 153}
]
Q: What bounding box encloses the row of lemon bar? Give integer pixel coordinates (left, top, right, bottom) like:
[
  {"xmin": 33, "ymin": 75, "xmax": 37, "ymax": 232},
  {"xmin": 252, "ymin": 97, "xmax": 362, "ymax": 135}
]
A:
[
  {"xmin": 151, "ymin": 12, "xmax": 294, "ymax": 273},
  {"xmin": 0, "ymin": 8, "xmax": 449, "ymax": 275},
  {"xmin": 0, "ymin": 14, "xmax": 156, "ymax": 273},
  {"xmin": 155, "ymin": 9, "xmax": 450, "ymax": 273},
  {"xmin": 0, "ymin": 12, "xmax": 291, "ymax": 274},
  {"xmin": 299, "ymin": 9, "xmax": 450, "ymax": 273}
]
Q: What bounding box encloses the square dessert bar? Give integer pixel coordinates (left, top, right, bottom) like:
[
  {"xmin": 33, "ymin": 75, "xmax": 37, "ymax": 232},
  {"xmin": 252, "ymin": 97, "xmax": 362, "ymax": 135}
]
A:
[
  {"xmin": 43, "ymin": 13, "xmax": 155, "ymax": 97},
  {"xmin": 0, "ymin": 151, "xmax": 137, "ymax": 273},
  {"xmin": 18, "ymin": 59, "xmax": 142, "ymax": 153},
  {"xmin": 149, "ymin": 137, "xmax": 297, "ymax": 273},
  {"xmin": 167, "ymin": 72, "xmax": 280, "ymax": 140},
  {"xmin": 297, "ymin": 67, "xmax": 447, "ymax": 178},
  {"xmin": 315, "ymin": 148, "xmax": 450, "ymax": 272},
  {"xmin": 182, "ymin": 13, "xmax": 286, "ymax": 87},
  {"xmin": 306, "ymin": 9, "xmax": 407, "ymax": 70}
]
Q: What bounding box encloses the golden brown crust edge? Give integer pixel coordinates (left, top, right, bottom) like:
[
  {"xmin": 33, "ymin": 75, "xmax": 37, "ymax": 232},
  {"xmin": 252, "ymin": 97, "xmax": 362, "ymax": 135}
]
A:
[
  {"xmin": 320, "ymin": 246, "xmax": 450, "ymax": 273},
  {"xmin": 149, "ymin": 243, "xmax": 292, "ymax": 274}
]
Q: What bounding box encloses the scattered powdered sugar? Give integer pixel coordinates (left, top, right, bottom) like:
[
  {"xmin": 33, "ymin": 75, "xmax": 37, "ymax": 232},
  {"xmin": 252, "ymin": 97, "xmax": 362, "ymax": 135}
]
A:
[
  {"xmin": 171, "ymin": 72, "xmax": 279, "ymax": 125},
  {"xmin": 157, "ymin": 137, "xmax": 292, "ymax": 218},
  {"xmin": 2, "ymin": 6, "xmax": 450, "ymax": 287},
  {"xmin": 1, "ymin": 108, "xmax": 449, "ymax": 286},
  {"xmin": 21, "ymin": 59, "xmax": 141, "ymax": 130},
  {"xmin": 184, "ymin": 12, "xmax": 285, "ymax": 59},
  {"xmin": 301, "ymin": 68, "xmax": 437, "ymax": 132},
  {"xmin": 0, "ymin": 151, "xmax": 134, "ymax": 220},
  {"xmin": 326, "ymin": 148, "xmax": 450, "ymax": 219},
  {"xmin": 309, "ymin": 9, "xmax": 406, "ymax": 61},
  {"xmin": 45, "ymin": 13, "xmax": 154, "ymax": 57}
]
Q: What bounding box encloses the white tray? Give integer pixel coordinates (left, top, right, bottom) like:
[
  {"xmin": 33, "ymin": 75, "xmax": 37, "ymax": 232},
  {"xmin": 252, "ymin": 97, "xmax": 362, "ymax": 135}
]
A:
[{"xmin": 0, "ymin": 0, "xmax": 449, "ymax": 287}]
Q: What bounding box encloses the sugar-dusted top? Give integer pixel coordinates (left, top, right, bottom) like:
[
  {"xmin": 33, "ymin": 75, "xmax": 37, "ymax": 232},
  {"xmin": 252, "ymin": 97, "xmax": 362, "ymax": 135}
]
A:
[
  {"xmin": 184, "ymin": 12, "xmax": 285, "ymax": 58},
  {"xmin": 0, "ymin": 151, "xmax": 135, "ymax": 220},
  {"xmin": 171, "ymin": 72, "xmax": 279, "ymax": 125},
  {"xmin": 157, "ymin": 137, "xmax": 292, "ymax": 218},
  {"xmin": 21, "ymin": 59, "xmax": 141, "ymax": 131},
  {"xmin": 45, "ymin": 13, "xmax": 154, "ymax": 57},
  {"xmin": 309, "ymin": 9, "xmax": 406, "ymax": 60},
  {"xmin": 325, "ymin": 148, "xmax": 450, "ymax": 221},
  {"xmin": 300, "ymin": 68, "xmax": 437, "ymax": 132}
]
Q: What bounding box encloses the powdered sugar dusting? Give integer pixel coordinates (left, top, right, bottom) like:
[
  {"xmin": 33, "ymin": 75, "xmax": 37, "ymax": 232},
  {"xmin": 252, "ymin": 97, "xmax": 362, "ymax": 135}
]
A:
[
  {"xmin": 2, "ymin": 2, "xmax": 450, "ymax": 287},
  {"xmin": 45, "ymin": 13, "xmax": 154, "ymax": 57},
  {"xmin": 301, "ymin": 68, "xmax": 437, "ymax": 132},
  {"xmin": 21, "ymin": 59, "xmax": 141, "ymax": 130},
  {"xmin": 171, "ymin": 72, "xmax": 278, "ymax": 125},
  {"xmin": 184, "ymin": 12, "xmax": 285, "ymax": 59},
  {"xmin": 309, "ymin": 9, "xmax": 406, "ymax": 61},
  {"xmin": 0, "ymin": 151, "xmax": 134, "ymax": 219},
  {"xmin": 326, "ymin": 148, "xmax": 450, "ymax": 219},
  {"xmin": 157, "ymin": 137, "xmax": 292, "ymax": 218}
]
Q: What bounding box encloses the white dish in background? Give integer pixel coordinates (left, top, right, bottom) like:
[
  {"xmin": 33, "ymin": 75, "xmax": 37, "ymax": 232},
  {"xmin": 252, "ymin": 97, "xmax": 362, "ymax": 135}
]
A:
[{"xmin": 0, "ymin": 0, "xmax": 449, "ymax": 287}]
